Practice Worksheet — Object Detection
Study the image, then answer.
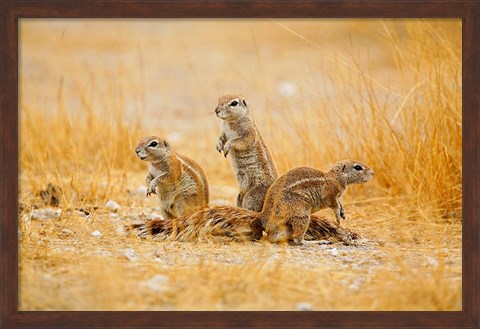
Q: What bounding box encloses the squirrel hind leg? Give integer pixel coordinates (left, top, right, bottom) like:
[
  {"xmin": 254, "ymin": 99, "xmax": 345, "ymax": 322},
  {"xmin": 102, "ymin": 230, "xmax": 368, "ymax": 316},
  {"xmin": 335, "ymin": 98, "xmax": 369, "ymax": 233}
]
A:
[
  {"xmin": 286, "ymin": 215, "xmax": 310, "ymax": 245},
  {"xmin": 249, "ymin": 217, "xmax": 264, "ymax": 241}
]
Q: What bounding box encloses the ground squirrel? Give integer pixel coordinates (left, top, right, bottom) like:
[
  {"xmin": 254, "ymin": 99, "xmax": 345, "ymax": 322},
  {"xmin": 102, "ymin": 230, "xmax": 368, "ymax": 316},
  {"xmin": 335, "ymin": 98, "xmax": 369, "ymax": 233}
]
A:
[
  {"xmin": 259, "ymin": 160, "xmax": 374, "ymax": 244},
  {"xmin": 128, "ymin": 160, "xmax": 372, "ymax": 245},
  {"xmin": 135, "ymin": 136, "xmax": 209, "ymax": 219},
  {"xmin": 215, "ymin": 94, "xmax": 278, "ymax": 212}
]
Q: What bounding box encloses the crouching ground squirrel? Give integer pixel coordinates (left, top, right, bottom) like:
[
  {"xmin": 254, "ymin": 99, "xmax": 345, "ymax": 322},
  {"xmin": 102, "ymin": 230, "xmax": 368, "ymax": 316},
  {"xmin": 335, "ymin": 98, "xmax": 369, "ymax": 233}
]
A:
[
  {"xmin": 135, "ymin": 136, "xmax": 209, "ymax": 219},
  {"xmin": 215, "ymin": 94, "xmax": 278, "ymax": 212},
  {"xmin": 128, "ymin": 160, "xmax": 371, "ymax": 245},
  {"xmin": 259, "ymin": 160, "xmax": 374, "ymax": 244}
]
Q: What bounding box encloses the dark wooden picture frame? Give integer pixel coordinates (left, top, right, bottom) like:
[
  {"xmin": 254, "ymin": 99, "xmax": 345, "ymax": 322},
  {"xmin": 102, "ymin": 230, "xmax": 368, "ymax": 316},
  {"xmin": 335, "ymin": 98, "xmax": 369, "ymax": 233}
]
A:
[{"xmin": 1, "ymin": 1, "xmax": 478, "ymax": 328}]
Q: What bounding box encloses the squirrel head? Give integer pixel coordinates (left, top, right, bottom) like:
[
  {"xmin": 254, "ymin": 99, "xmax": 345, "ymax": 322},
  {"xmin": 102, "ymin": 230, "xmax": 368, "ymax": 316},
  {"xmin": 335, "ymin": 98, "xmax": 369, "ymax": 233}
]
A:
[
  {"xmin": 215, "ymin": 94, "xmax": 249, "ymax": 121},
  {"xmin": 135, "ymin": 136, "xmax": 171, "ymax": 162},
  {"xmin": 332, "ymin": 160, "xmax": 374, "ymax": 185}
]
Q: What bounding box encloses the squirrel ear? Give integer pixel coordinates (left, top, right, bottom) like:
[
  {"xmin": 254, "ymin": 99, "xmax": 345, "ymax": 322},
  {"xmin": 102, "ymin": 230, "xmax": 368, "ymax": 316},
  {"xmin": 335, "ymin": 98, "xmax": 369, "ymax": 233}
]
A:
[
  {"xmin": 242, "ymin": 99, "xmax": 248, "ymax": 107},
  {"xmin": 164, "ymin": 140, "xmax": 170, "ymax": 148},
  {"xmin": 342, "ymin": 164, "xmax": 346, "ymax": 172}
]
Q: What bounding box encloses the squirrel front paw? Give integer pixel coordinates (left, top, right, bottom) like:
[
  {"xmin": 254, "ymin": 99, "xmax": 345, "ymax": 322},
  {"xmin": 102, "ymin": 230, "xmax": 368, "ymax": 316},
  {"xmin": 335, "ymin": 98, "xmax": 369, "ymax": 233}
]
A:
[
  {"xmin": 223, "ymin": 141, "xmax": 232, "ymax": 157},
  {"xmin": 216, "ymin": 139, "xmax": 224, "ymax": 153},
  {"xmin": 146, "ymin": 185, "xmax": 157, "ymax": 197}
]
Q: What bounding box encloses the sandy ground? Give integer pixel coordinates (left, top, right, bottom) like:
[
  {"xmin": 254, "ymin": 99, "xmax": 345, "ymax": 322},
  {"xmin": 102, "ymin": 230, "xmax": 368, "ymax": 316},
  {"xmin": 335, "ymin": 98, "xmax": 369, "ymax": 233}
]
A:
[{"xmin": 19, "ymin": 180, "xmax": 462, "ymax": 311}]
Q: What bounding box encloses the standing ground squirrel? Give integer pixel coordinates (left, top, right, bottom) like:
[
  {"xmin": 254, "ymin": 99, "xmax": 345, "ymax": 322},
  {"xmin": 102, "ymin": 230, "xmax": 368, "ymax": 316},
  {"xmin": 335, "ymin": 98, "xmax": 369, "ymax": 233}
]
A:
[
  {"xmin": 128, "ymin": 160, "xmax": 372, "ymax": 245},
  {"xmin": 215, "ymin": 94, "xmax": 278, "ymax": 212},
  {"xmin": 259, "ymin": 160, "xmax": 374, "ymax": 244},
  {"xmin": 135, "ymin": 136, "xmax": 209, "ymax": 219}
]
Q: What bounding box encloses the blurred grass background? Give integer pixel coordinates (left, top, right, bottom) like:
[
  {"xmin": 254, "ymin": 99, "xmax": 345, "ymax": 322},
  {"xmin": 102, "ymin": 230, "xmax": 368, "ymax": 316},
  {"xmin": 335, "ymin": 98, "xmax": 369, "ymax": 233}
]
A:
[{"xmin": 19, "ymin": 18, "xmax": 461, "ymax": 310}]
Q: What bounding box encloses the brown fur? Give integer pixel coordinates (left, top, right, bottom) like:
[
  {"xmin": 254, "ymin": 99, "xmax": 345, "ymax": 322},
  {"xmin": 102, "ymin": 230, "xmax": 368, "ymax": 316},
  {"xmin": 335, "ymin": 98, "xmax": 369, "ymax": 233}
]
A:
[
  {"xmin": 128, "ymin": 160, "xmax": 372, "ymax": 245},
  {"xmin": 215, "ymin": 95, "xmax": 278, "ymax": 212},
  {"xmin": 259, "ymin": 160, "xmax": 374, "ymax": 244},
  {"xmin": 135, "ymin": 136, "xmax": 209, "ymax": 219}
]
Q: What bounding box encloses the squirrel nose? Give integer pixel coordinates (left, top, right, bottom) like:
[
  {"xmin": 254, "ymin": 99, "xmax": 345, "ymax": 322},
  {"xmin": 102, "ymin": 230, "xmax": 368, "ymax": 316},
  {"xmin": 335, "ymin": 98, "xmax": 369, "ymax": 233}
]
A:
[{"xmin": 215, "ymin": 106, "xmax": 220, "ymax": 114}]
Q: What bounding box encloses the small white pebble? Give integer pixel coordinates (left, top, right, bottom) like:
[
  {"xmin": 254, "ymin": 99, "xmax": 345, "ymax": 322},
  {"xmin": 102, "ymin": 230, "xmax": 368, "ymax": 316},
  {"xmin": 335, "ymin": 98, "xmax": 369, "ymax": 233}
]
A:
[
  {"xmin": 116, "ymin": 225, "xmax": 127, "ymax": 236},
  {"xmin": 348, "ymin": 283, "xmax": 360, "ymax": 290},
  {"xmin": 296, "ymin": 302, "xmax": 313, "ymax": 311},
  {"xmin": 105, "ymin": 200, "xmax": 121, "ymax": 211},
  {"xmin": 145, "ymin": 274, "xmax": 170, "ymax": 292},
  {"xmin": 61, "ymin": 228, "xmax": 74, "ymax": 236},
  {"xmin": 123, "ymin": 248, "xmax": 137, "ymax": 261},
  {"xmin": 330, "ymin": 248, "xmax": 339, "ymax": 256},
  {"xmin": 91, "ymin": 230, "xmax": 102, "ymax": 238},
  {"xmin": 30, "ymin": 208, "xmax": 62, "ymax": 220},
  {"xmin": 425, "ymin": 256, "xmax": 439, "ymax": 267}
]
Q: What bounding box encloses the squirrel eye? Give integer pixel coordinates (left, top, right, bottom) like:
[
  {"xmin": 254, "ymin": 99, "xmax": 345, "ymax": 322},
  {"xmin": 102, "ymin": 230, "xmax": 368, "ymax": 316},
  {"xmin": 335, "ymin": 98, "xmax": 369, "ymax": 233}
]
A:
[
  {"xmin": 230, "ymin": 101, "xmax": 238, "ymax": 107},
  {"xmin": 148, "ymin": 141, "xmax": 158, "ymax": 147},
  {"xmin": 353, "ymin": 165, "xmax": 363, "ymax": 171}
]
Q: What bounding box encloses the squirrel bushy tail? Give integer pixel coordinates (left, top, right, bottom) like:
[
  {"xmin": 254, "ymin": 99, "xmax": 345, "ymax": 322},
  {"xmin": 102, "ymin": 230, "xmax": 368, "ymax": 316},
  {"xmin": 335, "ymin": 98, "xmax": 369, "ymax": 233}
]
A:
[
  {"xmin": 128, "ymin": 205, "xmax": 360, "ymax": 244},
  {"xmin": 129, "ymin": 205, "xmax": 259, "ymax": 241}
]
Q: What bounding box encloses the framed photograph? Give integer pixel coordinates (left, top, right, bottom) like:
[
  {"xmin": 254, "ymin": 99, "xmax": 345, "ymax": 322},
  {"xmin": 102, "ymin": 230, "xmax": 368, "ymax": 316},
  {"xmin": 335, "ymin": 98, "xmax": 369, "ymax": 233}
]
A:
[{"xmin": 1, "ymin": 1, "xmax": 478, "ymax": 328}]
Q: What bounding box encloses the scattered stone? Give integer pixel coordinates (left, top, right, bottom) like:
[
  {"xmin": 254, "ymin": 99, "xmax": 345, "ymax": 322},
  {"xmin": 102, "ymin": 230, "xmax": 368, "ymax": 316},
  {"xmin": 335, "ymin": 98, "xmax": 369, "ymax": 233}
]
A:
[
  {"xmin": 329, "ymin": 248, "xmax": 339, "ymax": 256},
  {"xmin": 30, "ymin": 208, "xmax": 62, "ymax": 221},
  {"xmin": 296, "ymin": 302, "xmax": 314, "ymax": 311},
  {"xmin": 145, "ymin": 274, "xmax": 170, "ymax": 292},
  {"xmin": 348, "ymin": 283, "xmax": 360, "ymax": 290},
  {"xmin": 105, "ymin": 200, "xmax": 121, "ymax": 211},
  {"xmin": 123, "ymin": 248, "xmax": 138, "ymax": 261},
  {"xmin": 116, "ymin": 225, "xmax": 127, "ymax": 236},
  {"xmin": 425, "ymin": 256, "xmax": 439, "ymax": 267},
  {"xmin": 61, "ymin": 228, "xmax": 74, "ymax": 236},
  {"xmin": 91, "ymin": 230, "xmax": 102, "ymax": 238}
]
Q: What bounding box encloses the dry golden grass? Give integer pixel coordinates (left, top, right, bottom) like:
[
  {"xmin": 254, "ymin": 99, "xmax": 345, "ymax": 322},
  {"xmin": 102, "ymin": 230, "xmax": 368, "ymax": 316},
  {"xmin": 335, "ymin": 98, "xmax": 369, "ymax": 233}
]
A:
[{"xmin": 19, "ymin": 19, "xmax": 461, "ymax": 310}]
